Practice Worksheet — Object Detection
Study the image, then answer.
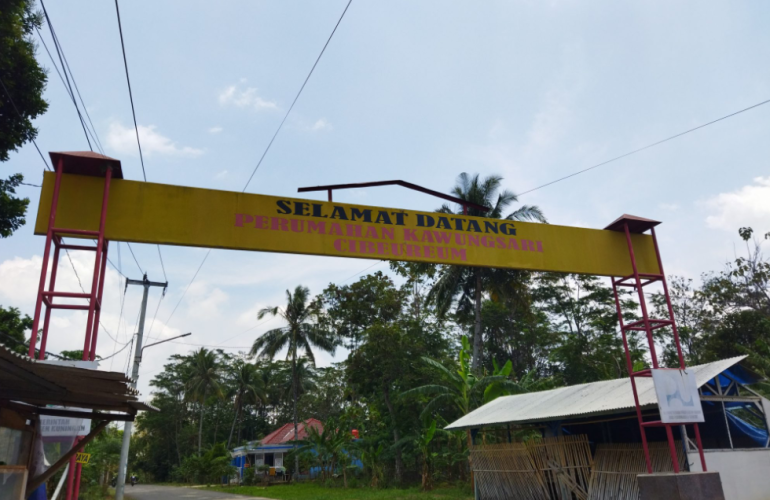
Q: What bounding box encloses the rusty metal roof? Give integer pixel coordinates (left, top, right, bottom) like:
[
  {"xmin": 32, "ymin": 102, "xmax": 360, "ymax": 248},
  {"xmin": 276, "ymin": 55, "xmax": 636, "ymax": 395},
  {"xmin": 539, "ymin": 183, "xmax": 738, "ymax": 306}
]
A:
[
  {"xmin": 445, "ymin": 356, "xmax": 748, "ymax": 430},
  {"xmin": 0, "ymin": 343, "xmax": 155, "ymax": 417},
  {"xmin": 604, "ymin": 214, "xmax": 661, "ymax": 233},
  {"xmin": 48, "ymin": 151, "xmax": 124, "ymax": 179}
]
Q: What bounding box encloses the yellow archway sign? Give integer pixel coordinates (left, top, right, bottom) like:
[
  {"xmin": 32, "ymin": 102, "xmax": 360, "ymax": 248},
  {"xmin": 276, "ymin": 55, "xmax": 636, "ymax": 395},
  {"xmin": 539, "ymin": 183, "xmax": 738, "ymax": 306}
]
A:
[{"xmin": 35, "ymin": 172, "xmax": 659, "ymax": 276}]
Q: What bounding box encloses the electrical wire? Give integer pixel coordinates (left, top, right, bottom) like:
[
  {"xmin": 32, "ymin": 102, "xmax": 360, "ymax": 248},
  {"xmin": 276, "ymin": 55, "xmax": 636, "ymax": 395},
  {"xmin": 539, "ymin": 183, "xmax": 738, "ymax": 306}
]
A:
[
  {"xmin": 242, "ymin": 0, "xmax": 354, "ymax": 192},
  {"xmin": 0, "ymin": 76, "xmax": 52, "ymax": 171},
  {"xmin": 112, "ymin": 0, "xmax": 169, "ymax": 282},
  {"xmin": 158, "ymin": 0, "xmax": 355, "ymax": 339},
  {"xmin": 161, "ymin": 250, "xmax": 210, "ymax": 328},
  {"xmin": 39, "ymin": 0, "xmax": 92, "ymax": 152},
  {"xmin": 34, "ymin": 26, "xmax": 104, "ymax": 154},
  {"xmin": 515, "ymin": 98, "xmax": 770, "ymax": 198},
  {"xmin": 0, "ymin": 331, "xmax": 68, "ymax": 360},
  {"xmin": 112, "ymin": 0, "xmax": 146, "ymax": 182},
  {"xmin": 126, "ymin": 243, "xmax": 144, "ymax": 275},
  {"xmin": 108, "ymin": 282, "xmax": 128, "ymax": 371},
  {"xmin": 145, "ymin": 291, "xmax": 165, "ymax": 339},
  {"xmin": 101, "ymin": 338, "xmax": 133, "ymax": 362}
]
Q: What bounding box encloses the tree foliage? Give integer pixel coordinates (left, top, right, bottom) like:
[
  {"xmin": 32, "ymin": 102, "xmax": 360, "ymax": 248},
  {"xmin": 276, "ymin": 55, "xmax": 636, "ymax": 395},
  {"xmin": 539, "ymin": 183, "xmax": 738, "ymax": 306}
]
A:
[
  {"xmin": 126, "ymin": 208, "xmax": 768, "ymax": 490},
  {"xmin": 0, "ymin": 0, "xmax": 48, "ymax": 237}
]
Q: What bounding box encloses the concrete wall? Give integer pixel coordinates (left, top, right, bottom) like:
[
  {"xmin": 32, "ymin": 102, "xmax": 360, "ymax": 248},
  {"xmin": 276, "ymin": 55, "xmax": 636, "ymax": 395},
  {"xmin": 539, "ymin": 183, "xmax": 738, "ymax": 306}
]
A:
[{"xmin": 688, "ymin": 448, "xmax": 770, "ymax": 500}]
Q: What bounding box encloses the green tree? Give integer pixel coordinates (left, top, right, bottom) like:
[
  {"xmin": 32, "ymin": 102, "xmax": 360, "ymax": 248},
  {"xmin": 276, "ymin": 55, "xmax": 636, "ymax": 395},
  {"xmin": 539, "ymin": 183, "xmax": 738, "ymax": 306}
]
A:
[
  {"xmin": 402, "ymin": 336, "xmax": 533, "ymax": 476},
  {"xmin": 392, "ymin": 419, "xmax": 444, "ymax": 491},
  {"xmin": 251, "ymin": 285, "xmax": 337, "ymax": 478},
  {"xmin": 0, "ymin": 174, "xmax": 28, "ymax": 237},
  {"xmin": 226, "ymin": 360, "xmax": 266, "ymax": 449},
  {"xmin": 339, "ymin": 273, "xmax": 449, "ymax": 484},
  {"xmin": 430, "ymin": 173, "xmax": 546, "ymax": 373},
  {"xmin": 186, "ymin": 348, "xmax": 223, "ymax": 455},
  {"xmin": 1, "ymin": 0, "xmax": 48, "ymax": 237},
  {"xmin": 0, "ymin": 305, "xmax": 32, "ymax": 355},
  {"xmin": 702, "ymin": 227, "xmax": 770, "ymax": 318},
  {"xmin": 535, "ymin": 273, "xmax": 643, "ymax": 383}
]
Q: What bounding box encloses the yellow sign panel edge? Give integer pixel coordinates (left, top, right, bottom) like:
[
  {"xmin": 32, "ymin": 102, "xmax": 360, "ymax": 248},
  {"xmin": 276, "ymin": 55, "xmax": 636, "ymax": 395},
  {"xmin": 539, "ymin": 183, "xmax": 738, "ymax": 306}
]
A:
[{"xmin": 34, "ymin": 172, "xmax": 660, "ymax": 277}]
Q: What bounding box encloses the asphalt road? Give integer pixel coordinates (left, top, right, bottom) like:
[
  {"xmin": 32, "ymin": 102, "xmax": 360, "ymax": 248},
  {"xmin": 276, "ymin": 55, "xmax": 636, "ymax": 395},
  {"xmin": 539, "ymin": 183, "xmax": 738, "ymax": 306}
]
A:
[{"xmin": 124, "ymin": 484, "xmax": 271, "ymax": 500}]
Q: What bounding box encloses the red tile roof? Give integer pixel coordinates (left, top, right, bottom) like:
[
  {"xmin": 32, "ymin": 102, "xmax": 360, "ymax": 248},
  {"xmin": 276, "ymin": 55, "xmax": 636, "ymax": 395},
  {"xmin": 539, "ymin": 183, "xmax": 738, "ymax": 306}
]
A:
[{"xmin": 260, "ymin": 418, "xmax": 323, "ymax": 445}]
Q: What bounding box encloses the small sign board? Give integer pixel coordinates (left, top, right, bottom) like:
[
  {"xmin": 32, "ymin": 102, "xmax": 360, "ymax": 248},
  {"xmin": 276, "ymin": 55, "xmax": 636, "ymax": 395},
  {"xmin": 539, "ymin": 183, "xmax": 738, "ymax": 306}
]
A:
[
  {"xmin": 75, "ymin": 452, "xmax": 90, "ymax": 465},
  {"xmin": 651, "ymin": 368, "xmax": 705, "ymax": 423},
  {"xmin": 40, "ymin": 411, "xmax": 91, "ymax": 437}
]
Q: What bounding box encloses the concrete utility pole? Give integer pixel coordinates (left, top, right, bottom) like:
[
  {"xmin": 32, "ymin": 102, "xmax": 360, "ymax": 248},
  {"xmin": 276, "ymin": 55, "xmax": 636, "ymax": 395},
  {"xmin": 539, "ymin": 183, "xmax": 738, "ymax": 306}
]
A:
[{"xmin": 115, "ymin": 274, "xmax": 167, "ymax": 500}]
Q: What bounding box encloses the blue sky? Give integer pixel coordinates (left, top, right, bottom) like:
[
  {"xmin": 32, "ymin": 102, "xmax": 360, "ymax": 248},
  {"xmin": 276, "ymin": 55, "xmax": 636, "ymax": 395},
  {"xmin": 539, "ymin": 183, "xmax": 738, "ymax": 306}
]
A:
[{"xmin": 2, "ymin": 0, "xmax": 769, "ymax": 397}]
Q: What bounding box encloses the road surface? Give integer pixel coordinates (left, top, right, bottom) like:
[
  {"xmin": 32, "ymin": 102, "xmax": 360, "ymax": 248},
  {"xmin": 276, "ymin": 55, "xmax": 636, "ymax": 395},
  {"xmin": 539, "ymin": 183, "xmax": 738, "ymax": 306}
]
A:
[{"xmin": 125, "ymin": 484, "xmax": 271, "ymax": 500}]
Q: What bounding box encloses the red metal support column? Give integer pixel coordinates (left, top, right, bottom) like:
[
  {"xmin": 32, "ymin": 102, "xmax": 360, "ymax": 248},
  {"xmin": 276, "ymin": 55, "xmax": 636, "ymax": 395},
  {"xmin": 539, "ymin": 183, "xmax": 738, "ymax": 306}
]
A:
[
  {"xmin": 89, "ymin": 240, "xmax": 110, "ymax": 360},
  {"xmin": 29, "ymin": 158, "xmax": 65, "ymax": 357},
  {"xmin": 82, "ymin": 165, "xmax": 113, "ymax": 360},
  {"xmin": 38, "ymin": 235, "xmax": 61, "ymax": 359},
  {"xmin": 611, "ymin": 278, "xmax": 654, "ymax": 473},
  {"xmin": 607, "ymin": 214, "xmax": 707, "ymax": 475},
  {"xmin": 65, "ymin": 451, "xmax": 76, "ymax": 499},
  {"xmin": 651, "ymin": 228, "xmax": 686, "ymax": 369}
]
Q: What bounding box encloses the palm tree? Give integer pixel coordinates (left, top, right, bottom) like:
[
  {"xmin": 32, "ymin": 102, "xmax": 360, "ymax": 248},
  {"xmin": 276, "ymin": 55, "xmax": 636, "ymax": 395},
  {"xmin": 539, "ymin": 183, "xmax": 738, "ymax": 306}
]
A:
[
  {"xmin": 402, "ymin": 336, "xmax": 536, "ymax": 479},
  {"xmin": 185, "ymin": 348, "xmax": 224, "ymax": 455},
  {"xmin": 226, "ymin": 360, "xmax": 267, "ymax": 449},
  {"xmin": 431, "ymin": 172, "xmax": 546, "ymax": 373},
  {"xmin": 277, "ymin": 357, "xmax": 317, "ymax": 400},
  {"xmin": 251, "ymin": 285, "xmax": 337, "ymax": 478}
]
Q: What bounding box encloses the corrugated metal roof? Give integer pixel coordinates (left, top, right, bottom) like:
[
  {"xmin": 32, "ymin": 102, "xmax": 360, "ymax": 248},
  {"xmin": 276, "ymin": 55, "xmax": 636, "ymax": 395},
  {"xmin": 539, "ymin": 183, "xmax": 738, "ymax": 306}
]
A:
[{"xmin": 445, "ymin": 355, "xmax": 747, "ymax": 430}]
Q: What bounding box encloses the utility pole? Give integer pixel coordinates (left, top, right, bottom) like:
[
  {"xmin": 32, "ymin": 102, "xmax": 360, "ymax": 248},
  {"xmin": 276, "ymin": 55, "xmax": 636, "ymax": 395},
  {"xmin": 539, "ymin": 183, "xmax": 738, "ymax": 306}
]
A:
[{"xmin": 115, "ymin": 274, "xmax": 167, "ymax": 500}]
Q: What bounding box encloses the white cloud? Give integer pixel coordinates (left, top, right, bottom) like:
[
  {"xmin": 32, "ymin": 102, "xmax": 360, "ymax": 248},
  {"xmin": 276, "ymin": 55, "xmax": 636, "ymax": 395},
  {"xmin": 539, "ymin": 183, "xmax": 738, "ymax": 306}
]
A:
[
  {"xmin": 208, "ymin": 126, "xmax": 223, "ymax": 134},
  {"xmin": 310, "ymin": 118, "xmax": 332, "ymax": 132},
  {"xmin": 705, "ymin": 176, "xmax": 770, "ymax": 231},
  {"xmin": 183, "ymin": 281, "xmax": 228, "ymax": 319},
  {"xmin": 215, "ymin": 170, "xmax": 228, "ymax": 179},
  {"xmin": 218, "ymin": 84, "xmax": 278, "ymax": 111},
  {"xmin": 659, "ymin": 203, "xmax": 680, "ymax": 211},
  {"xmin": 106, "ymin": 122, "xmax": 204, "ymax": 158}
]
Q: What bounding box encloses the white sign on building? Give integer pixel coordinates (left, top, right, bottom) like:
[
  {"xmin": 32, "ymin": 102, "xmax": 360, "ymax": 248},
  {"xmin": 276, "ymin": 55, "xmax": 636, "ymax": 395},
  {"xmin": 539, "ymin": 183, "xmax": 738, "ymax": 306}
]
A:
[
  {"xmin": 40, "ymin": 410, "xmax": 91, "ymax": 437},
  {"xmin": 651, "ymin": 368, "xmax": 705, "ymax": 423}
]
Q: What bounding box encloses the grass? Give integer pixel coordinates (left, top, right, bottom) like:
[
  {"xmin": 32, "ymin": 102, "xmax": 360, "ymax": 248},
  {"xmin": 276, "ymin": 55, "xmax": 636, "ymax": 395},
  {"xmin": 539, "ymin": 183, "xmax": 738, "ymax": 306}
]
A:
[{"xmin": 207, "ymin": 482, "xmax": 473, "ymax": 500}]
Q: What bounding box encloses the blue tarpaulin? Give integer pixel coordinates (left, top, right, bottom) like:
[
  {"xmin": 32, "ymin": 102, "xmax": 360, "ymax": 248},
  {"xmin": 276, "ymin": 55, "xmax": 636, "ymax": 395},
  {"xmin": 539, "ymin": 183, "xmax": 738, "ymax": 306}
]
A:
[{"xmin": 726, "ymin": 411, "xmax": 768, "ymax": 447}]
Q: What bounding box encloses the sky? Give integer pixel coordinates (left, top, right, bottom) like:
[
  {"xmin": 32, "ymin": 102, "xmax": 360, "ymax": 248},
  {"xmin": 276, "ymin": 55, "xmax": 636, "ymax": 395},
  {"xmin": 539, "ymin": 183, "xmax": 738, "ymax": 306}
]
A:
[{"xmin": 2, "ymin": 0, "xmax": 770, "ymax": 400}]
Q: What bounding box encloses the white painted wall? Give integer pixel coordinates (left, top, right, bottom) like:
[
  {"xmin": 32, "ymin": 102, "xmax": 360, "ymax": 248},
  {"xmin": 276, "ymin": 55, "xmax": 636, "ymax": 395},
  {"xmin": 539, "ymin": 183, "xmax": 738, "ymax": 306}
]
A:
[{"xmin": 688, "ymin": 448, "xmax": 770, "ymax": 500}]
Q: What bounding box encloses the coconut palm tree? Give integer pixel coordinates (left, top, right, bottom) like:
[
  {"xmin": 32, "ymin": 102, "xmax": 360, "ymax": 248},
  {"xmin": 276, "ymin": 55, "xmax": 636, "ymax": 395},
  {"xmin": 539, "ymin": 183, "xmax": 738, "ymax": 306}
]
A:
[
  {"xmin": 431, "ymin": 172, "xmax": 546, "ymax": 373},
  {"xmin": 185, "ymin": 348, "xmax": 224, "ymax": 455},
  {"xmin": 226, "ymin": 360, "xmax": 267, "ymax": 449},
  {"xmin": 251, "ymin": 285, "xmax": 337, "ymax": 478}
]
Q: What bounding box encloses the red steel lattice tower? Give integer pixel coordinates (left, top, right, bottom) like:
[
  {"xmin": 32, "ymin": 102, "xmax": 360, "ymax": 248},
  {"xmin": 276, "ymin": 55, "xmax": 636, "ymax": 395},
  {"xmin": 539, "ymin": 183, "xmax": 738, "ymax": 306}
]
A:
[
  {"xmin": 606, "ymin": 214, "xmax": 707, "ymax": 474},
  {"xmin": 29, "ymin": 152, "xmax": 122, "ymax": 362}
]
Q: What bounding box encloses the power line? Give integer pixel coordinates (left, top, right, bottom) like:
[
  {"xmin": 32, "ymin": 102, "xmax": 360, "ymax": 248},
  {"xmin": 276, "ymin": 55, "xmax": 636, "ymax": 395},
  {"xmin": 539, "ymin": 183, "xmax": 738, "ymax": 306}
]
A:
[
  {"xmin": 161, "ymin": 0, "xmax": 354, "ymax": 337},
  {"xmin": 162, "ymin": 250, "xmax": 210, "ymax": 328},
  {"xmin": 0, "ymin": 76, "xmax": 52, "ymax": 171},
  {"xmin": 242, "ymin": 0, "xmax": 353, "ymax": 192},
  {"xmin": 39, "ymin": 0, "xmax": 92, "ymax": 152},
  {"xmin": 515, "ymin": 98, "xmax": 770, "ymax": 198},
  {"xmin": 126, "ymin": 243, "xmax": 144, "ymax": 275},
  {"xmin": 145, "ymin": 291, "xmax": 165, "ymax": 339},
  {"xmin": 112, "ymin": 0, "xmax": 146, "ymax": 182},
  {"xmin": 101, "ymin": 338, "xmax": 133, "ymax": 362},
  {"xmin": 0, "ymin": 331, "xmax": 68, "ymax": 360},
  {"xmin": 108, "ymin": 282, "xmax": 128, "ymax": 371},
  {"xmin": 34, "ymin": 26, "xmax": 104, "ymax": 154},
  {"xmin": 156, "ymin": 245, "xmax": 168, "ymax": 282},
  {"xmin": 112, "ymin": 0, "xmax": 169, "ymax": 283}
]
